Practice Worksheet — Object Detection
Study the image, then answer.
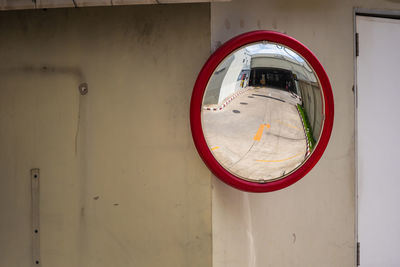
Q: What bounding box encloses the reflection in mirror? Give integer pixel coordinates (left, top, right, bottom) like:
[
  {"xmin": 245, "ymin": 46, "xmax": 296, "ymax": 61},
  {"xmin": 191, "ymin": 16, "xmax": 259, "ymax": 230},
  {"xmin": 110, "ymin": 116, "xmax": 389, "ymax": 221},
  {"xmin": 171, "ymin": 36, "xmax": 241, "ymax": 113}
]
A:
[{"xmin": 201, "ymin": 42, "xmax": 324, "ymax": 182}]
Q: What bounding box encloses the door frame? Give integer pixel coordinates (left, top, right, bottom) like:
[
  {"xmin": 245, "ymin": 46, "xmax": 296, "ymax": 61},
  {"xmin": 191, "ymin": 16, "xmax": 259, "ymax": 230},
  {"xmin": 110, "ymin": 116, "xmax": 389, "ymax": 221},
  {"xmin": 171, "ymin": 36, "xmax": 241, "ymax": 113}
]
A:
[{"xmin": 353, "ymin": 8, "xmax": 400, "ymax": 266}]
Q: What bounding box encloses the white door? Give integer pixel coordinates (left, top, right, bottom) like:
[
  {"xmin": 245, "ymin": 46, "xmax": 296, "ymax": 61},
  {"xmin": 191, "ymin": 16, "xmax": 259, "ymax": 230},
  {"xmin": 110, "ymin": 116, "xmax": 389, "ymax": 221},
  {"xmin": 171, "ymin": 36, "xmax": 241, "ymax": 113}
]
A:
[{"xmin": 357, "ymin": 15, "xmax": 400, "ymax": 267}]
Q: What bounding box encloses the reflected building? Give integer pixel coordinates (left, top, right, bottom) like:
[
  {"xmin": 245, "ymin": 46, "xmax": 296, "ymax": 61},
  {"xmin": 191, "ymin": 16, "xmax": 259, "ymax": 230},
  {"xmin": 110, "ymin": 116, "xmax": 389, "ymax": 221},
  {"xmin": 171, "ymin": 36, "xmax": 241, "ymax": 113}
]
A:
[
  {"xmin": 248, "ymin": 46, "xmax": 323, "ymax": 145},
  {"xmin": 203, "ymin": 48, "xmax": 251, "ymax": 106}
]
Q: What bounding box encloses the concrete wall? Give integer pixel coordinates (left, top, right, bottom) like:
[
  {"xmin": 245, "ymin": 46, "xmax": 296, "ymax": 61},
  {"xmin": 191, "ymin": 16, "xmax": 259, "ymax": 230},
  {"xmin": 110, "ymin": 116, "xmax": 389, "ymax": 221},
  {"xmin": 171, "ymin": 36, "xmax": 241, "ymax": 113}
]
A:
[
  {"xmin": 2, "ymin": 1, "xmax": 400, "ymax": 267},
  {"xmin": 211, "ymin": 0, "xmax": 400, "ymax": 267},
  {"xmin": 0, "ymin": 0, "xmax": 226, "ymax": 10},
  {"xmin": 0, "ymin": 4, "xmax": 211, "ymax": 267}
]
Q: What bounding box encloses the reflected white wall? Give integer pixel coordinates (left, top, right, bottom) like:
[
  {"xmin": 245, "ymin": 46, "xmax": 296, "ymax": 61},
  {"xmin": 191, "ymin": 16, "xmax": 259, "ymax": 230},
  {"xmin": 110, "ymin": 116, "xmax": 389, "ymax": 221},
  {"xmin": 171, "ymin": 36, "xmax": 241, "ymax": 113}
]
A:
[{"xmin": 218, "ymin": 48, "xmax": 250, "ymax": 104}]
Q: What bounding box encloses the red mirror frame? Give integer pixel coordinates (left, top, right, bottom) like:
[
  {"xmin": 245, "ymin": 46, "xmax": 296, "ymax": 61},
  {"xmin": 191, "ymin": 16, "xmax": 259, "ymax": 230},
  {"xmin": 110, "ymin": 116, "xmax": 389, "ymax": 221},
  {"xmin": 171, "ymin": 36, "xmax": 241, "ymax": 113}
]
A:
[{"xmin": 190, "ymin": 31, "xmax": 334, "ymax": 193}]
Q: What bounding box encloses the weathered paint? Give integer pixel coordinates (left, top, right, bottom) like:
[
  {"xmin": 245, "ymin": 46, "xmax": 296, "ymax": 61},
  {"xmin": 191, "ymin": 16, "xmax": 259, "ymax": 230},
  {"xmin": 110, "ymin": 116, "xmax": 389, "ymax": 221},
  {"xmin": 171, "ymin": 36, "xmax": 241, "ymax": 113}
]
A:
[
  {"xmin": 0, "ymin": 4, "xmax": 211, "ymax": 267},
  {"xmin": 211, "ymin": 0, "xmax": 400, "ymax": 266}
]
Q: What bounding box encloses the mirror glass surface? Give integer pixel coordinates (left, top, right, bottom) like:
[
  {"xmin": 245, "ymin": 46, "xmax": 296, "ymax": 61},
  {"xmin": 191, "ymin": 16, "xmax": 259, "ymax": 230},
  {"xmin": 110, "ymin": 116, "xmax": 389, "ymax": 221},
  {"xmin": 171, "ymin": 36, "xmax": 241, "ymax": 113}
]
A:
[{"xmin": 201, "ymin": 42, "xmax": 324, "ymax": 182}]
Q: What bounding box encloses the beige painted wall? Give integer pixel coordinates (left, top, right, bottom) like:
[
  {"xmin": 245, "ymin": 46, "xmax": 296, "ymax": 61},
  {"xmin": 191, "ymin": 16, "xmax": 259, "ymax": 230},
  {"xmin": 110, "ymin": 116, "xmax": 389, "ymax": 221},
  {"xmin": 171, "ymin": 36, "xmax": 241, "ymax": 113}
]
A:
[
  {"xmin": 211, "ymin": 1, "xmax": 400, "ymax": 267},
  {"xmin": 2, "ymin": 2, "xmax": 400, "ymax": 267},
  {"xmin": 0, "ymin": 4, "xmax": 211, "ymax": 267}
]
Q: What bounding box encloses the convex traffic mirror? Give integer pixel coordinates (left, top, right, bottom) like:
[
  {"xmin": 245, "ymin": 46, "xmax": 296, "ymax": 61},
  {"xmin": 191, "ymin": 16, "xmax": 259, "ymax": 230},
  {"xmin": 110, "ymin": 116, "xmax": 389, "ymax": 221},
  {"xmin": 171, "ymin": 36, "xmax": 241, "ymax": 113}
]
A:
[{"xmin": 190, "ymin": 31, "xmax": 334, "ymax": 192}]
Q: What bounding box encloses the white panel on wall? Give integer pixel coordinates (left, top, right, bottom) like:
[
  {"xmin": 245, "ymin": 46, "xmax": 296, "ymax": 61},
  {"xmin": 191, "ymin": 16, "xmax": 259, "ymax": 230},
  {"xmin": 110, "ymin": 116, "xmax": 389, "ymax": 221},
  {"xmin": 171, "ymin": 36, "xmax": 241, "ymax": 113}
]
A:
[{"xmin": 357, "ymin": 15, "xmax": 400, "ymax": 267}]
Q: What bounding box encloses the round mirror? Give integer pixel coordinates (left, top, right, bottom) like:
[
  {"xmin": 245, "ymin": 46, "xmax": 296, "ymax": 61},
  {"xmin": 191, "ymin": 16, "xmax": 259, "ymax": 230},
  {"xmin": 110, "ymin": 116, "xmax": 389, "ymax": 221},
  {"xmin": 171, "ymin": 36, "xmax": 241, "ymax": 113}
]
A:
[{"xmin": 190, "ymin": 31, "xmax": 334, "ymax": 192}]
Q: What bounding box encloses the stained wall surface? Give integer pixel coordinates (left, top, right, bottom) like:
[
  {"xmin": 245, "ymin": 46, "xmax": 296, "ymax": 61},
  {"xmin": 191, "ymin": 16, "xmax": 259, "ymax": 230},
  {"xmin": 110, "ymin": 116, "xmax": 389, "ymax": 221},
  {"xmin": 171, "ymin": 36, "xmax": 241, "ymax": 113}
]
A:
[
  {"xmin": 211, "ymin": 1, "xmax": 400, "ymax": 267},
  {"xmin": 0, "ymin": 4, "xmax": 211, "ymax": 267},
  {"xmin": 2, "ymin": 1, "xmax": 400, "ymax": 267}
]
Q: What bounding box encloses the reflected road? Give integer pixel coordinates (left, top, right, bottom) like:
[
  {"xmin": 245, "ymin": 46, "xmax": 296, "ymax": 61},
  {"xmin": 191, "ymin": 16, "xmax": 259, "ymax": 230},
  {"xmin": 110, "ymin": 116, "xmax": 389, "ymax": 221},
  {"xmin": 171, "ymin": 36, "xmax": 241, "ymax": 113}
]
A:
[{"xmin": 202, "ymin": 87, "xmax": 307, "ymax": 181}]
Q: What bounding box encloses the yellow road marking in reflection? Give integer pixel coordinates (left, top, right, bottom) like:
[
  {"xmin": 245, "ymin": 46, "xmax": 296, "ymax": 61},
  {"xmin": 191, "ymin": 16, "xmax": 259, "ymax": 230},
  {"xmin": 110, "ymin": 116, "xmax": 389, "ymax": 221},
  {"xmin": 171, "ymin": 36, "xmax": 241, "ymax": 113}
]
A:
[
  {"xmin": 275, "ymin": 120, "xmax": 301, "ymax": 131},
  {"xmin": 211, "ymin": 146, "xmax": 220, "ymax": 151},
  {"xmin": 253, "ymin": 125, "xmax": 265, "ymax": 141},
  {"xmin": 253, "ymin": 124, "xmax": 265, "ymax": 141},
  {"xmin": 253, "ymin": 124, "xmax": 271, "ymax": 141},
  {"xmin": 256, "ymin": 153, "xmax": 303, "ymax": 163}
]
